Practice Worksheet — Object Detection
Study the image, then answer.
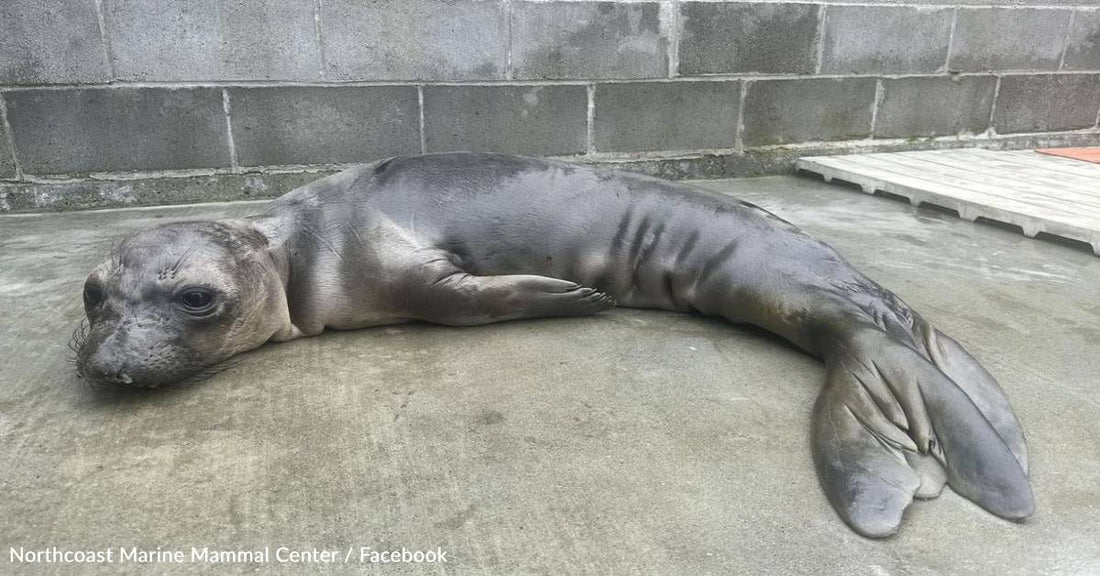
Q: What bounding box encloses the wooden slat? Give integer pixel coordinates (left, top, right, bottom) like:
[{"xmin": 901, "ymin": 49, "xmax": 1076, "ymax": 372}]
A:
[
  {"xmin": 855, "ymin": 154, "xmax": 1100, "ymax": 217},
  {"xmin": 803, "ymin": 156, "xmax": 1095, "ymax": 227},
  {"xmin": 796, "ymin": 149, "xmax": 1100, "ymax": 256},
  {"xmin": 891, "ymin": 150, "xmax": 1100, "ymax": 201},
  {"xmin": 964, "ymin": 149, "xmax": 1100, "ymax": 179}
]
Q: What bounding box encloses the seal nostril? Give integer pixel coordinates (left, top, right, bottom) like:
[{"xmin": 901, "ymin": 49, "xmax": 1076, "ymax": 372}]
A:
[{"xmin": 86, "ymin": 363, "xmax": 109, "ymax": 379}]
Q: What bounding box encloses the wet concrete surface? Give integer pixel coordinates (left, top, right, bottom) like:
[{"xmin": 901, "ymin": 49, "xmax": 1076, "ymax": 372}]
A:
[{"xmin": 0, "ymin": 175, "xmax": 1097, "ymax": 575}]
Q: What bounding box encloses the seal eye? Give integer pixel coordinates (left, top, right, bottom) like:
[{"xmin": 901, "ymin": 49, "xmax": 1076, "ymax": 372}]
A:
[
  {"xmin": 179, "ymin": 289, "xmax": 215, "ymax": 314},
  {"xmin": 83, "ymin": 283, "xmax": 104, "ymax": 307}
]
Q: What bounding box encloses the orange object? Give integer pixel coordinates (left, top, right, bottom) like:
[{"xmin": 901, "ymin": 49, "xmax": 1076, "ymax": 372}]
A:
[{"xmin": 1035, "ymin": 147, "xmax": 1100, "ymax": 164}]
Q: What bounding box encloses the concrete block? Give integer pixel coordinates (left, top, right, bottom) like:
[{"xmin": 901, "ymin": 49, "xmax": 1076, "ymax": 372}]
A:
[
  {"xmin": 107, "ymin": 0, "xmax": 320, "ymax": 81},
  {"xmin": 229, "ymin": 87, "xmax": 421, "ymax": 167},
  {"xmin": 950, "ymin": 8, "xmax": 1072, "ymax": 72},
  {"xmin": 323, "ymin": 0, "xmax": 507, "ymax": 81},
  {"xmin": 423, "ymin": 86, "xmax": 586, "ymax": 156},
  {"xmin": 679, "ymin": 2, "xmax": 820, "ymax": 75},
  {"xmin": 0, "ymin": 0, "xmax": 110, "ymax": 84},
  {"xmin": 876, "ymin": 76, "xmax": 997, "ymax": 138},
  {"xmin": 594, "ymin": 81, "xmax": 739, "ymax": 153},
  {"xmin": 742, "ymin": 78, "xmax": 876, "ymax": 146},
  {"xmin": 0, "ymin": 101, "xmax": 14, "ymax": 179},
  {"xmin": 0, "ymin": 171, "xmax": 332, "ymax": 213},
  {"xmin": 1063, "ymin": 9, "xmax": 1100, "ymax": 71},
  {"xmin": 512, "ymin": 2, "xmax": 667, "ymax": 80},
  {"xmin": 0, "ymin": 141, "xmax": 13, "ymax": 180},
  {"xmin": 993, "ymin": 74, "xmax": 1100, "ymax": 134},
  {"xmin": 5, "ymin": 88, "xmax": 230, "ymax": 175},
  {"xmin": 821, "ymin": 6, "xmax": 952, "ymax": 74}
]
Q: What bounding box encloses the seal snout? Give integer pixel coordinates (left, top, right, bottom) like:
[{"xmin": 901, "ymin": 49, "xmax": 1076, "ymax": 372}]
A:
[
  {"xmin": 76, "ymin": 318, "xmax": 170, "ymax": 389},
  {"xmin": 78, "ymin": 339, "xmax": 143, "ymax": 388},
  {"xmin": 77, "ymin": 332, "xmax": 197, "ymax": 389}
]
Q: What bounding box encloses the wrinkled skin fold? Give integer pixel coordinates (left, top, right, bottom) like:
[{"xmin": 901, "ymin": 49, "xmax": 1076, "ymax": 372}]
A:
[{"xmin": 77, "ymin": 153, "xmax": 1034, "ymax": 537}]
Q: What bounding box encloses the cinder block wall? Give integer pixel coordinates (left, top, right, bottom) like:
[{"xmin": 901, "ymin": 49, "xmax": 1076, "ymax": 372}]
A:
[{"xmin": 1, "ymin": 0, "xmax": 1099, "ymax": 212}]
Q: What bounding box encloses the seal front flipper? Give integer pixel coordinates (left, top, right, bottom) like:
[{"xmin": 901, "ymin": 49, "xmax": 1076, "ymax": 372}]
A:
[
  {"xmin": 813, "ymin": 326, "xmax": 1034, "ymax": 537},
  {"xmin": 397, "ymin": 260, "xmax": 615, "ymax": 326}
]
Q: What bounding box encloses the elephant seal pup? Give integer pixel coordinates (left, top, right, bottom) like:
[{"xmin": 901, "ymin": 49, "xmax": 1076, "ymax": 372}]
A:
[{"xmin": 76, "ymin": 153, "xmax": 1034, "ymax": 537}]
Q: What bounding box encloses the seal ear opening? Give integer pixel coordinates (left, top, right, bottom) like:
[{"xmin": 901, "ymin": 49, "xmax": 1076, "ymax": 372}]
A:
[{"xmin": 811, "ymin": 327, "xmax": 1035, "ymax": 538}]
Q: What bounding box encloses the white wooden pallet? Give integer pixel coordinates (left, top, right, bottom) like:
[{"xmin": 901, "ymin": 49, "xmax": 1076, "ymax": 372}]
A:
[{"xmin": 796, "ymin": 148, "xmax": 1100, "ymax": 256}]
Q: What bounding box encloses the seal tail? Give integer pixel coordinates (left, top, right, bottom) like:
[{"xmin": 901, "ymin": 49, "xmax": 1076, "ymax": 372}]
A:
[{"xmin": 811, "ymin": 320, "xmax": 1034, "ymax": 538}]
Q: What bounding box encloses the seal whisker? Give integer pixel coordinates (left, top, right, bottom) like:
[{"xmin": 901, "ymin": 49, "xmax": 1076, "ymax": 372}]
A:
[
  {"xmin": 177, "ymin": 356, "xmax": 245, "ymax": 388},
  {"xmin": 69, "ymin": 318, "xmax": 90, "ymax": 381},
  {"xmin": 170, "ymin": 246, "xmax": 197, "ymax": 274}
]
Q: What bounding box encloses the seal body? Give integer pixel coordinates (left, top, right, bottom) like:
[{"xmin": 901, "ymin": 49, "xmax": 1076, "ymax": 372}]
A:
[
  {"xmin": 77, "ymin": 153, "xmax": 1034, "ymax": 538},
  {"xmin": 262, "ymin": 155, "xmax": 866, "ymax": 348}
]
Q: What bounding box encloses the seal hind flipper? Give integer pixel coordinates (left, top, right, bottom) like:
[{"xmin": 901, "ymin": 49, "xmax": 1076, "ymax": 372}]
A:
[
  {"xmin": 915, "ymin": 316, "xmax": 1029, "ymax": 473},
  {"xmin": 903, "ymin": 340, "xmax": 1035, "ymax": 521},
  {"xmin": 814, "ymin": 326, "xmax": 1034, "ymax": 537},
  {"xmin": 905, "ymin": 451, "xmax": 947, "ymax": 500},
  {"xmin": 812, "ymin": 358, "xmax": 921, "ymax": 538}
]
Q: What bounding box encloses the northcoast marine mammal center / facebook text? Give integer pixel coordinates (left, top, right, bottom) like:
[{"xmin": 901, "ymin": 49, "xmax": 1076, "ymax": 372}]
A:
[{"xmin": 9, "ymin": 546, "xmax": 449, "ymax": 565}]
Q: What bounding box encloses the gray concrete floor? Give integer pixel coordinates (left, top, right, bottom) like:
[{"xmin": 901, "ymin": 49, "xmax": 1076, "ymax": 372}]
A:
[{"xmin": 1, "ymin": 175, "xmax": 1097, "ymax": 575}]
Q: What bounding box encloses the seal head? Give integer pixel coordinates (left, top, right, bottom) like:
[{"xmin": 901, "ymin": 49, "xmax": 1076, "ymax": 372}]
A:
[{"xmin": 76, "ymin": 220, "xmax": 290, "ymax": 388}]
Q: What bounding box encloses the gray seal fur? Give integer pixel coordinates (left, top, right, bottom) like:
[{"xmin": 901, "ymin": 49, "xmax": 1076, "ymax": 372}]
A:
[{"xmin": 76, "ymin": 153, "xmax": 1034, "ymax": 538}]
